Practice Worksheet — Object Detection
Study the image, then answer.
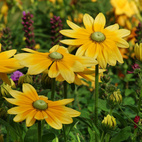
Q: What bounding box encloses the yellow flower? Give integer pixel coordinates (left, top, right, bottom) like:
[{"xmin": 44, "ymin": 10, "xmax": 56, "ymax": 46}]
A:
[
  {"xmin": 14, "ymin": 45, "xmax": 97, "ymax": 83},
  {"xmin": 34, "ymin": 44, "xmax": 40, "ymax": 50},
  {"xmin": 5, "ymin": 83, "xmax": 80, "ymax": 129},
  {"xmin": 111, "ymin": 0, "xmax": 138, "ymax": 17},
  {"xmin": 0, "ymin": 49, "xmax": 23, "ymax": 85},
  {"xmin": 134, "ymin": 43, "xmax": 142, "ymax": 61},
  {"xmin": 60, "ymin": 13, "xmax": 130, "ymax": 68}
]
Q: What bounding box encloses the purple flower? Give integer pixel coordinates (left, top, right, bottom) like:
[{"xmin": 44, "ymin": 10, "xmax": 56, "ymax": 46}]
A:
[
  {"xmin": 127, "ymin": 63, "xmax": 140, "ymax": 74},
  {"xmin": 22, "ymin": 11, "xmax": 36, "ymax": 49},
  {"xmin": 50, "ymin": 16, "xmax": 63, "ymax": 46},
  {"xmin": 11, "ymin": 71, "xmax": 23, "ymax": 85}
]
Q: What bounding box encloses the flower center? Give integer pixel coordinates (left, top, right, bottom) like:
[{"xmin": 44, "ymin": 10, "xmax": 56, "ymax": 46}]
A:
[
  {"xmin": 33, "ymin": 100, "xmax": 48, "ymax": 110},
  {"xmin": 91, "ymin": 32, "xmax": 106, "ymax": 42},
  {"xmin": 49, "ymin": 52, "xmax": 63, "ymax": 59}
]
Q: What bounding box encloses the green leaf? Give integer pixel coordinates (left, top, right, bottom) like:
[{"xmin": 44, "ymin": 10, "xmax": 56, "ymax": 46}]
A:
[
  {"xmin": 125, "ymin": 89, "xmax": 135, "ymax": 96},
  {"xmin": 111, "ymin": 126, "xmax": 131, "ymax": 142},
  {"xmin": 88, "ymin": 127, "xmax": 95, "ymax": 142},
  {"xmin": 42, "ymin": 133, "xmax": 55, "ymax": 141},
  {"xmin": 24, "ymin": 124, "xmax": 38, "ymax": 142},
  {"xmin": 123, "ymin": 97, "xmax": 135, "ymax": 105},
  {"xmin": 98, "ymin": 99, "xmax": 109, "ymax": 112}
]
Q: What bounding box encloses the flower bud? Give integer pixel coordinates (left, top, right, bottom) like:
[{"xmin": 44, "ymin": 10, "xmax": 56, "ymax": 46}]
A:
[
  {"xmin": 18, "ymin": 74, "xmax": 33, "ymax": 86},
  {"xmin": 102, "ymin": 114, "xmax": 116, "ymax": 130},
  {"xmin": 109, "ymin": 89, "xmax": 122, "ymax": 105},
  {"xmin": 0, "ymin": 79, "xmax": 15, "ymax": 97},
  {"xmin": 106, "ymin": 84, "xmax": 117, "ymax": 93}
]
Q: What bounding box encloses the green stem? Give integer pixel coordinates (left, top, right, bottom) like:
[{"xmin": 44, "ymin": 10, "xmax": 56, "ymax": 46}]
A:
[
  {"xmin": 94, "ymin": 64, "xmax": 99, "ymax": 142},
  {"xmin": 38, "ymin": 121, "xmax": 42, "ymax": 142},
  {"xmin": 63, "ymin": 125, "xmax": 67, "ymax": 142},
  {"xmin": 101, "ymin": 131, "xmax": 105, "ymax": 142},
  {"xmin": 94, "ymin": 64, "xmax": 99, "ymax": 125},
  {"xmin": 63, "ymin": 81, "xmax": 68, "ymax": 142},
  {"xmin": 63, "ymin": 81, "xmax": 67, "ymax": 99},
  {"xmin": 6, "ymin": 116, "xmax": 9, "ymax": 142},
  {"xmin": 106, "ymin": 133, "xmax": 110, "ymax": 142},
  {"xmin": 51, "ymin": 78, "xmax": 56, "ymax": 100},
  {"xmin": 138, "ymin": 87, "xmax": 142, "ymax": 113}
]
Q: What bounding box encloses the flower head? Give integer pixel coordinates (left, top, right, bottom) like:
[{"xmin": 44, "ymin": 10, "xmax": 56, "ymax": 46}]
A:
[
  {"xmin": 111, "ymin": 0, "xmax": 138, "ymax": 17},
  {"xmin": 11, "ymin": 71, "xmax": 23, "ymax": 85},
  {"xmin": 5, "ymin": 83, "xmax": 80, "ymax": 129},
  {"xmin": 14, "ymin": 45, "xmax": 97, "ymax": 83},
  {"xmin": 0, "ymin": 49, "xmax": 23, "ymax": 85},
  {"xmin": 60, "ymin": 13, "xmax": 130, "ymax": 68},
  {"xmin": 134, "ymin": 116, "xmax": 140, "ymax": 129}
]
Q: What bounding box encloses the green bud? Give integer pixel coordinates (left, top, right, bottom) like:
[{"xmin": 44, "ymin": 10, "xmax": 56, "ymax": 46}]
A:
[
  {"xmin": 102, "ymin": 114, "xmax": 116, "ymax": 130},
  {"xmin": 106, "ymin": 84, "xmax": 117, "ymax": 93}
]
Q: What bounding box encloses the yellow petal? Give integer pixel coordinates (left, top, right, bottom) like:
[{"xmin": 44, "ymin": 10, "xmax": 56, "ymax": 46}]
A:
[
  {"xmin": 48, "ymin": 99, "xmax": 74, "ymax": 107},
  {"xmin": 57, "ymin": 61, "xmax": 75, "ymax": 83},
  {"xmin": 26, "ymin": 117, "xmax": 36, "ymax": 127},
  {"xmin": 34, "ymin": 111, "xmax": 45, "ymax": 120},
  {"xmin": 48, "ymin": 62, "xmax": 59, "ymax": 78},
  {"xmin": 23, "ymin": 83, "xmax": 39, "ymax": 101},
  {"xmin": 56, "ymin": 74, "xmax": 64, "ymax": 82},
  {"xmin": 48, "ymin": 108, "xmax": 73, "ymax": 124},
  {"xmin": 74, "ymin": 74, "xmax": 82, "ymax": 85},
  {"xmin": 115, "ymin": 29, "xmax": 130, "ymax": 38},
  {"xmin": 83, "ymin": 14, "xmax": 94, "ymax": 32},
  {"xmin": 60, "ymin": 30, "xmax": 90, "ymax": 39},
  {"xmin": 49, "ymin": 45, "xmax": 60, "ymax": 52},
  {"xmin": 67, "ymin": 20, "xmax": 81, "ymax": 30},
  {"xmin": 105, "ymin": 24, "xmax": 119, "ymax": 31},
  {"xmin": 76, "ymin": 40, "xmax": 94, "ymax": 56},
  {"xmin": 13, "ymin": 109, "xmax": 32, "ymax": 122},
  {"xmin": 0, "ymin": 50, "xmax": 16, "ymax": 60},
  {"xmin": 27, "ymin": 60, "xmax": 52, "ymax": 75},
  {"xmin": 8, "ymin": 106, "xmax": 33, "ymax": 114},
  {"xmin": 45, "ymin": 111, "xmax": 62, "ymax": 129},
  {"xmin": 60, "ymin": 39, "xmax": 87, "ymax": 46},
  {"xmin": 116, "ymin": 38, "xmax": 129, "ymax": 48},
  {"xmin": 93, "ymin": 13, "xmax": 106, "ymax": 32}
]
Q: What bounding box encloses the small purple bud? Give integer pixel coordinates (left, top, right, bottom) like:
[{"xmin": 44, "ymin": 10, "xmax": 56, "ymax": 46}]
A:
[{"xmin": 23, "ymin": 11, "xmax": 26, "ymax": 16}]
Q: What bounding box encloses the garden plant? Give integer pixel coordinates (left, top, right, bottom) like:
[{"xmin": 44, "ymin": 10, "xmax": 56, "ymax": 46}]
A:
[{"xmin": 0, "ymin": 0, "xmax": 142, "ymax": 142}]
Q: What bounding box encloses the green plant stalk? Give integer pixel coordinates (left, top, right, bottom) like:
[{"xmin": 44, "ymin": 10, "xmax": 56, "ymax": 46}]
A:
[
  {"xmin": 38, "ymin": 121, "xmax": 42, "ymax": 142},
  {"xmin": 94, "ymin": 64, "xmax": 99, "ymax": 142},
  {"xmin": 6, "ymin": 115, "xmax": 10, "ymax": 142},
  {"xmin": 63, "ymin": 81, "xmax": 68, "ymax": 142},
  {"xmin": 63, "ymin": 81, "xmax": 67, "ymax": 99},
  {"xmin": 51, "ymin": 78, "xmax": 56, "ymax": 100},
  {"xmin": 106, "ymin": 133, "xmax": 110, "ymax": 142},
  {"xmin": 94, "ymin": 64, "xmax": 99, "ymax": 125},
  {"xmin": 138, "ymin": 87, "xmax": 142, "ymax": 113},
  {"xmin": 101, "ymin": 131, "xmax": 105, "ymax": 142}
]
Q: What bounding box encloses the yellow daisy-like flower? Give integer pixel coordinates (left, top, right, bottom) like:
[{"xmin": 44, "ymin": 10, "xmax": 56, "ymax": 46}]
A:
[
  {"xmin": 14, "ymin": 45, "xmax": 97, "ymax": 83},
  {"xmin": 60, "ymin": 13, "xmax": 130, "ymax": 68},
  {"xmin": 0, "ymin": 49, "xmax": 23, "ymax": 85},
  {"xmin": 5, "ymin": 83, "xmax": 80, "ymax": 129},
  {"xmin": 111, "ymin": 0, "xmax": 138, "ymax": 17},
  {"xmin": 134, "ymin": 43, "xmax": 142, "ymax": 61}
]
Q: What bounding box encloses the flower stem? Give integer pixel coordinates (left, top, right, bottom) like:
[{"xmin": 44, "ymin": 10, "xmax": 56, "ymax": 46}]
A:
[
  {"xmin": 94, "ymin": 64, "xmax": 99, "ymax": 125},
  {"xmin": 51, "ymin": 78, "xmax": 56, "ymax": 100},
  {"xmin": 38, "ymin": 121, "xmax": 42, "ymax": 142},
  {"xmin": 63, "ymin": 81, "xmax": 67, "ymax": 99},
  {"xmin": 94, "ymin": 64, "xmax": 99, "ymax": 142},
  {"xmin": 101, "ymin": 131, "xmax": 105, "ymax": 142},
  {"xmin": 138, "ymin": 87, "xmax": 142, "ymax": 113}
]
